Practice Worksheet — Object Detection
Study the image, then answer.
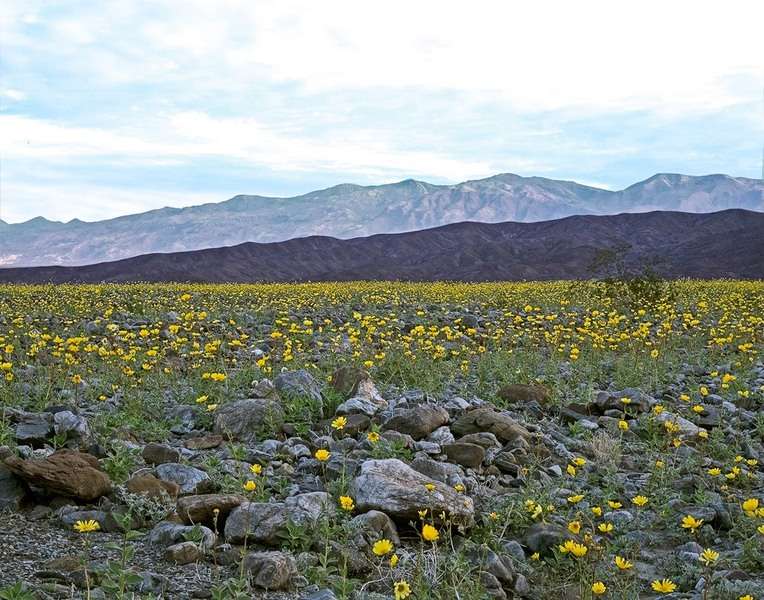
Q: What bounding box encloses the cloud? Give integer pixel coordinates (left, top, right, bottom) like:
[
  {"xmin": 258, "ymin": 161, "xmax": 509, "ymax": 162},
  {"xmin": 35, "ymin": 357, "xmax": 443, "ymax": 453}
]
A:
[{"xmin": 0, "ymin": 0, "xmax": 762, "ymax": 223}]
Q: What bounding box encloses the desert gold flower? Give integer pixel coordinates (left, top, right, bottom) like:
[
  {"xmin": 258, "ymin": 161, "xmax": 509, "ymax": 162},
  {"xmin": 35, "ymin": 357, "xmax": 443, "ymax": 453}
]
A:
[
  {"xmin": 618, "ymin": 420, "xmax": 629, "ymax": 431},
  {"xmin": 699, "ymin": 548, "xmax": 719, "ymax": 565},
  {"xmin": 651, "ymin": 578, "xmax": 677, "ymax": 593},
  {"xmin": 742, "ymin": 498, "xmax": 760, "ymax": 516},
  {"xmin": 598, "ymin": 522, "xmax": 614, "ymax": 533},
  {"xmin": 607, "ymin": 500, "xmax": 622, "ymax": 509},
  {"xmin": 567, "ymin": 494, "xmax": 584, "ymax": 504},
  {"xmin": 315, "ymin": 448, "xmax": 330, "ymax": 461},
  {"xmin": 393, "ymin": 580, "xmax": 411, "ymax": 600},
  {"xmin": 331, "ymin": 416, "xmax": 347, "ymax": 430},
  {"xmin": 567, "ymin": 520, "xmax": 581, "ymax": 534},
  {"xmin": 367, "ymin": 431, "xmax": 380, "ymax": 443},
  {"xmin": 390, "ymin": 553, "xmax": 399, "ymax": 567},
  {"xmin": 422, "ymin": 524, "xmax": 439, "ymax": 542},
  {"xmin": 373, "ymin": 539, "xmax": 394, "ymax": 556},
  {"xmin": 591, "ymin": 506, "xmax": 602, "ymax": 517},
  {"xmin": 631, "ymin": 495, "xmax": 649, "ymax": 507},
  {"xmin": 243, "ymin": 480, "xmax": 257, "ymax": 491},
  {"xmin": 615, "ymin": 555, "xmax": 633, "ymax": 570},
  {"xmin": 73, "ymin": 519, "xmax": 100, "ymax": 533},
  {"xmin": 559, "ymin": 539, "xmax": 588, "ymax": 557},
  {"xmin": 250, "ymin": 463, "xmax": 263, "ymax": 475},
  {"xmin": 339, "ymin": 495, "xmax": 355, "ymax": 511},
  {"xmin": 591, "ymin": 581, "xmax": 607, "ymax": 595},
  {"xmin": 681, "ymin": 515, "xmax": 703, "ymax": 532}
]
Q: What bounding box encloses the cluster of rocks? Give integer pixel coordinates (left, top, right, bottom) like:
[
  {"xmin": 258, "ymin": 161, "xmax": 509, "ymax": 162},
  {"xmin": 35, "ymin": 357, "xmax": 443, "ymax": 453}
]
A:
[{"xmin": 1, "ymin": 363, "xmax": 763, "ymax": 599}]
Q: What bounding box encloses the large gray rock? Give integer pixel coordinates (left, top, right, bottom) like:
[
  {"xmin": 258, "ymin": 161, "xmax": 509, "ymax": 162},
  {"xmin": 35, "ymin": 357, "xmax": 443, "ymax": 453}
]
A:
[
  {"xmin": 243, "ymin": 551, "xmax": 297, "ymax": 590},
  {"xmin": 155, "ymin": 463, "xmax": 210, "ymax": 495},
  {"xmin": 451, "ymin": 407, "xmax": 536, "ymax": 446},
  {"xmin": 14, "ymin": 412, "xmax": 53, "ymax": 446},
  {"xmin": 224, "ymin": 492, "xmax": 333, "ymax": 545},
  {"xmin": 349, "ymin": 459, "xmax": 474, "ymax": 525},
  {"xmin": 214, "ymin": 399, "xmax": 285, "ymax": 442},
  {"xmin": 274, "ymin": 370, "xmax": 323, "ymax": 410},
  {"xmin": 53, "ymin": 411, "xmax": 90, "ymax": 445},
  {"xmin": 383, "ymin": 405, "xmax": 449, "ymax": 440}
]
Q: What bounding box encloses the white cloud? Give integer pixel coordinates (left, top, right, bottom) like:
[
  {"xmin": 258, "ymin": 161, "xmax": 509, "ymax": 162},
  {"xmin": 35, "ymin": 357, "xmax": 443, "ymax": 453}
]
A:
[{"xmin": 0, "ymin": 112, "xmax": 500, "ymax": 180}]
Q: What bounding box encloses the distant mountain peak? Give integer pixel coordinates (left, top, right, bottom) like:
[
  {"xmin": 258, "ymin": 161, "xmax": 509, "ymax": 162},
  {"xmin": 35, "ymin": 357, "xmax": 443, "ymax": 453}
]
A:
[{"xmin": 2, "ymin": 172, "xmax": 761, "ymax": 268}]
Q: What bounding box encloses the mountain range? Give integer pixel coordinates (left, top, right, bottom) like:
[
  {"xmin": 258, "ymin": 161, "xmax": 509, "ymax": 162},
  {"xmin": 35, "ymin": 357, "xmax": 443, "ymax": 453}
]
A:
[
  {"xmin": 1, "ymin": 210, "xmax": 761, "ymax": 284},
  {"xmin": 2, "ymin": 172, "xmax": 762, "ymax": 267}
]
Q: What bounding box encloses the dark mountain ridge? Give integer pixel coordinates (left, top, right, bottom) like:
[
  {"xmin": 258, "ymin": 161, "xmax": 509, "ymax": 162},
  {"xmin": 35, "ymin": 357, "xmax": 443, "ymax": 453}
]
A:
[{"xmin": 1, "ymin": 209, "xmax": 761, "ymax": 283}]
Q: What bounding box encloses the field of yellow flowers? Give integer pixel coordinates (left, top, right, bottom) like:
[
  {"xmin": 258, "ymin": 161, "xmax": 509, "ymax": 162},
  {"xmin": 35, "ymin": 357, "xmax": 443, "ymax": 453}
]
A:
[{"xmin": 0, "ymin": 280, "xmax": 762, "ymax": 599}]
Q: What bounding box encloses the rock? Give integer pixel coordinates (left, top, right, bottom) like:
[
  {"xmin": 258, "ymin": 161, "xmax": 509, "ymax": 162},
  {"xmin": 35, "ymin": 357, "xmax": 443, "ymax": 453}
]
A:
[
  {"xmin": 148, "ymin": 521, "xmax": 216, "ymax": 550},
  {"xmin": 14, "ymin": 412, "xmax": 53, "ymax": 446},
  {"xmin": 168, "ymin": 405, "xmax": 200, "ymax": 435},
  {"xmin": 451, "ymin": 406, "xmax": 536, "ymax": 446},
  {"xmin": 213, "ymin": 399, "xmax": 285, "ymax": 442},
  {"xmin": 303, "ymin": 590, "xmax": 339, "ymax": 600},
  {"xmin": 136, "ymin": 571, "xmax": 171, "ymax": 596},
  {"xmin": 336, "ymin": 397, "xmax": 383, "ymax": 417},
  {"xmin": 383, "ymin": 405, "xmax": 449, "ymax": 440},
  {"xmin": 497, "ymin": 384, "xmax": 550, "ymax": 405},
  {"xmin": 142, "ymin": 443, "xmax": 180, "ymax": 465},
  {"xmin": 443, "ymin": 442, "xmax": 485, "ymax": 469},
  {"xmin": 155, "ymin": 463, "xmax": 210, "ymax": 495},
  {"xmin": 184, "ymin": 435, "xmax": 223, "ymax": 450},
  {"xmin": 126, "ymin": 473, "xmax": 179, "ymax": 499},
  {"xmin": 655, "ymin": 412, "xmax": 700, "ymax": 437},
  {"xmin": 165, "ymin": 541, "xmax": 202, "ymax": 564},
  {"xmin": 243, "ymin": 551, "xmax": 297, "ymax": 590},
  {"xmin": 457, "ymin": 432, "xmax": 501, "ymax": 449},
  {"xmin": 3, "ymin": 450, "xmax": 111, "ymax": 501},
  {"xmin": 0, "ymin": 463, "xmax": 27, "ymax": 509},
  {"xmin": 275, "ymin": 369, "xmax": 323, "ymax": 409},
  {"xmin": 225, "ymin": 492, "xmax": 333, "ymax": 545},
  {"xmin": 349, "ymin": 459, "xmax": 474, "ymax": 525},
  {"xmin": 592, "ymin": 389, "xmax": 653, "ymax": 414},
  {"xmin": 53, "ymin": 411, "xmax": 91, "ymax": 444},
  {"xmin": 349, "ymin": 509, "xmax": 401, "ymax": 549},
  {"xmin": 410, "ymin": 456, "xmax": 466, "ymax": 487},
  {"xmin": 480, "ymin": 571, "xmax": 507, "ymax": 600},
  {"xmin": 524, "ymin": 523, "xmax": 567, "ymax": 553},
  {"xmin": 177, "ymin": 494, "xmax": 244, "ymax": 525}
]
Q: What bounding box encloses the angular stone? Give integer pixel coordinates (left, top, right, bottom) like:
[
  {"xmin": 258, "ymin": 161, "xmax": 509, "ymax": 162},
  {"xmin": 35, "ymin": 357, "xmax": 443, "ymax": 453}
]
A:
[
  {"xmin": 383, "ymin": 405, "xmax": 449, "ymax": 440},
  {"xmin": 243, "ymin": 551, "xmax": 297, "ymax": 590},
  {"xmin": 349, "ymin": 459, "xmax": 474, "ymax": 525},
  {"xmin": 155, "ymin": 463, "xmax": 210, "ymax": 495},
  {"xmin": 497, "ymin": 384, "xmax": 550, "ymax": 405},
  {"xmin": 142, "ymin": 443, "xmax": 180, "ymax": 465},
  {"xmin": 14, "ymin": 412, "xmax": 53, "ymax": 446},
  {"xmin": 148, "ymin": 521, "xmax": 216, "ymax": 550},
  {"xmin": 451, "ymin": 406, "xmax": 535, "ymax": 445},
  {"xmin": 213, "ymin": 399, "xmax": 285, "ymax": 442},
  {"xmin": 177, "ymin": 493, "xmax": 244, "ymax": 525},
  {"xmin": 443, "ymin": 442, "xmax": 485, "ymax": 469},
  {"xmin": 184, "ymin": 435, "xmax": 223, "ymax": 450},
  {"xmin": 4, "ymin": 450, "xmax": 111, "ymax": 501},
  {"xmin": 524, "ymin": 523, "xmax": 567, "ymax": 553},
  {"xmin": 126, "ymin": 473, "xmax": 179, "ymax": 499},
  {"xmin": 165, "ymin": 541, "xmax": 202, "ymax": 564},
  {"xmin": 224, "ymin": 492, "xmax": 333, "ymax": 545},
  {"xmin": 53, "ymin": 411, "xmax": 91, "ymax": 444}
]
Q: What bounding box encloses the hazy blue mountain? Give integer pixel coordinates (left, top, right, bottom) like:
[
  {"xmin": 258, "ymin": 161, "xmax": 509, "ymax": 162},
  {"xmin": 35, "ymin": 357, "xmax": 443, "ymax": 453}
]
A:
[{"xmin": 1, "ymin": 172, "xmax": 762, "ymax": 267}]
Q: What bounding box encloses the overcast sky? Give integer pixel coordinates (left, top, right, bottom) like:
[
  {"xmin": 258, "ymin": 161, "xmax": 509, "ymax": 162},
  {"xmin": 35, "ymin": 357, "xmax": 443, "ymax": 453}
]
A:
[{"xmin": 1, "ymin": 1, "xmax": 762, "ymax": 223}]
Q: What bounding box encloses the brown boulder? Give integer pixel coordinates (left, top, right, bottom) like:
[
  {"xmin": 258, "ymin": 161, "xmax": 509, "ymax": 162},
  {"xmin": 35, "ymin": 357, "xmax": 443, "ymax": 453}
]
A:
[
  {"xmin": 177, "ymin": 493, "xmax": 244, "ymax": 525},
  {"xmin": 3, "ymin": 450, "xmax": 111, "ymax": 501},
  {"xmin": 126, "ymin": 473, "xmax": 179, "ymax": 499},
  {"xmin": 497, "ymin": 384, "xmax": 550, "ymax": 405}
]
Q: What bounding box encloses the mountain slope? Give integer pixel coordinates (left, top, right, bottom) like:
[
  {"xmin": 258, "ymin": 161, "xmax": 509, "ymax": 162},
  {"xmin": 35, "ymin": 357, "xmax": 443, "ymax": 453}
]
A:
[
  {"xmin": 1, "ymin": 210, "xmax": 761, "ymax": 283},
  {"xmin": 2, "ymin": 173, "xmax": 762, "ymax": 267}
]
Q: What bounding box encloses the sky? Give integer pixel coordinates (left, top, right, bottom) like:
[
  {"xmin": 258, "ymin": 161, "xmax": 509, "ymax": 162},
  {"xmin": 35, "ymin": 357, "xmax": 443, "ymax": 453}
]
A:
[{"xmin": 1, "ymin": 1, "xmax": 762, "ymax": 223}]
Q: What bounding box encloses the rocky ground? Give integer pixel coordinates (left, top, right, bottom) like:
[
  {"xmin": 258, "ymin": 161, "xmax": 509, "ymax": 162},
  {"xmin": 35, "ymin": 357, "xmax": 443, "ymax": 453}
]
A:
[
  {"xmin": 1, "ymin": 365, "xmax": 763, "ymax": 599},
  {"xmin": 0, "ymin": 282, "xmax": 763, "ymax": 599}
]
